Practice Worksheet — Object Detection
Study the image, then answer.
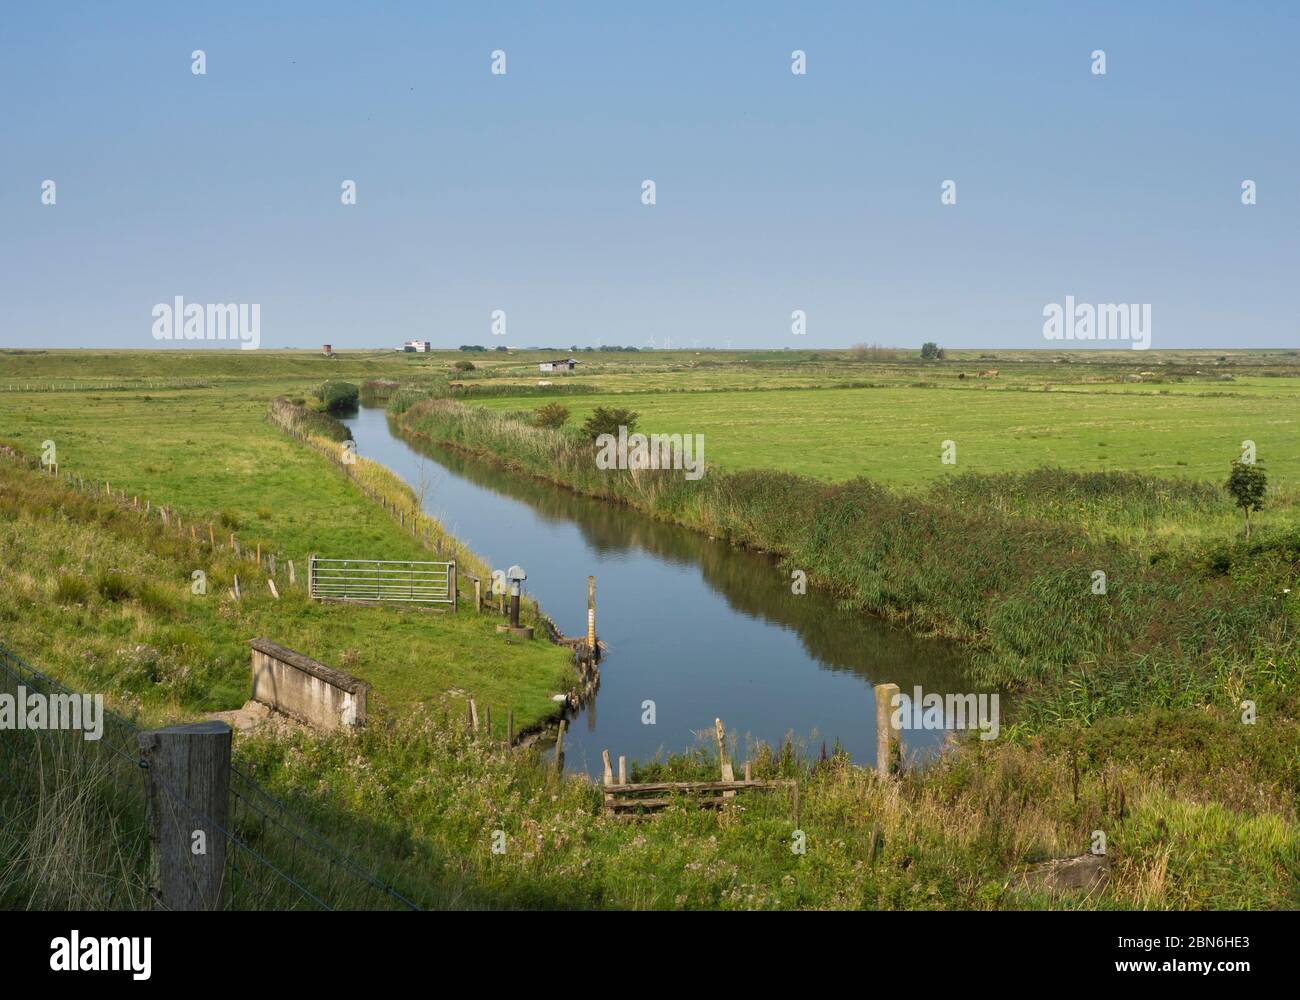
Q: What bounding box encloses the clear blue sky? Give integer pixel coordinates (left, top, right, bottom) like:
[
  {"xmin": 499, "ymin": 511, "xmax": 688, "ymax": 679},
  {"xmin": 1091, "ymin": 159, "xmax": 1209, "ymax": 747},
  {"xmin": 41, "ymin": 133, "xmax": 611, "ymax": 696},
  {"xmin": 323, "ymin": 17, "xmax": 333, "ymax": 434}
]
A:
[{"xmin": 3, "ymin": 2, "xmax": 1296, "ymax": 350}]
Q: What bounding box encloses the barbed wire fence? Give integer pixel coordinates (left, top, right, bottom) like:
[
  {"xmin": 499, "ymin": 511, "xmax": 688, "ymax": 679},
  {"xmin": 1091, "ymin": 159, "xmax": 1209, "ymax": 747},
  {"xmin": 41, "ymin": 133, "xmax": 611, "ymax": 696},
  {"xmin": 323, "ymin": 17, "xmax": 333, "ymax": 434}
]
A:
[{"xmin": 0, "ymin": 644, "xmax": 421, "ymax": 911}]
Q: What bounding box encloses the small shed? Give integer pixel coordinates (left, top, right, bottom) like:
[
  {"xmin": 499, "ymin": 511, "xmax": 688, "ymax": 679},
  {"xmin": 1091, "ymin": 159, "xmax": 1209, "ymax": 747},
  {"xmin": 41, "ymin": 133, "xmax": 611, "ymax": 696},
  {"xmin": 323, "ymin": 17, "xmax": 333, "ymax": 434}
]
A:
[{"xmin": 539, "ymin": 357, "xmax": 579, "ymax": 373}]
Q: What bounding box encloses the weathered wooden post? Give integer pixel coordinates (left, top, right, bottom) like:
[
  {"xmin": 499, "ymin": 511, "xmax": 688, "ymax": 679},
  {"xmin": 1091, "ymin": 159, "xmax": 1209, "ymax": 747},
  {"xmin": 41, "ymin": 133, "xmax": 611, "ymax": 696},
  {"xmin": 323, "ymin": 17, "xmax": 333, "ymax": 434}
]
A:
[
  {"xmin": 874, "ymin": 682, "xmax": 902, "ymax": 779},
  {"xmin": 602, "ymin": 749, "xmax": 614, "ymax": 786},
  {"xmin": 137, "ymin": 721, "xmax": 232, "ymax": 911},
  {"xmin": 474, "ymin": 578, "xmax": 482, "ymax": 614},
  {"xmin": 586, "ymin": 575, "xmax": 596, "ymax": 649},
  {"xmin": 618, "ymin": 755, "xmax": 627, "ymax": 786},
  {"xmin": 450, "ymin": 560, "xmax": 458, "ymax": 613},
  {"xmin": 469, "ymin": 698, "xmax": 479, "ymax": 735},
  {"xmin": 716, "ymin": 718, "xmax": 735, "ymax": 798},
  {"xmin": 554, "ymin": 719, "xmax": 566, "ymax": 770},
  {"xmin": 232, "ymin": 574, "xmax": 241, "ymax": 601},
  {"xmin": 287, "ymin": 560, "xmax": 296, "ymax": 586},
  {"xmin": 484, "ymin": 706, "xmax": 492, "ymax": 739}
]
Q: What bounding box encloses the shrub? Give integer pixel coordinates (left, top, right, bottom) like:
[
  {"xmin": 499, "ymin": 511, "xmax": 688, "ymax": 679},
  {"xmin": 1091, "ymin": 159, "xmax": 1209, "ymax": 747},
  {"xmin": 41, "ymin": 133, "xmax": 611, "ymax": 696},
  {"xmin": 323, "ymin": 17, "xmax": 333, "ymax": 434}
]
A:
[
  {"xmin": 454, "ymin": 361, "xmax": 476, "ymax": 372},
  {"xmin": 581, "ymin": 406, "xmax": 639, "ymax": 442},
  {"xmin": 218, "ymin": 510, "xmax": 241, "ymax": 529},
  {"xmin": 317, "ymin": 380, "xmax": 360, "ymax": 414},
  {"xmin": 1225, "ymin": 460, "xmax": 1267, "ymax": 538},
  {"xmin": 533, "ymin": 403, "xmax": 570, "ymax": 429}
]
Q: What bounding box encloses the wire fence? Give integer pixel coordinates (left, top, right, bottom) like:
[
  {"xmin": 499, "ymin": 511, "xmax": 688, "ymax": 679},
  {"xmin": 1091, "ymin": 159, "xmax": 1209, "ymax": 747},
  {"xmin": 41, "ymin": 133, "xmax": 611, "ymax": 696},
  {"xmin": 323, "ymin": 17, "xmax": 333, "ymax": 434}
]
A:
[{"xmin": 0, "ymin": 644, "xmax": 421, "ymax": 911}]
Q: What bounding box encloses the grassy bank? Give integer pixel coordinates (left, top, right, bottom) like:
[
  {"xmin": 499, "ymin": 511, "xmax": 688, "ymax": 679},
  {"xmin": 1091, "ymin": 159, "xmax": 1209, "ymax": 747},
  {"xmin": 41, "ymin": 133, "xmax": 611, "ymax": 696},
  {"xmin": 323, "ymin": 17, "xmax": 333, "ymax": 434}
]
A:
[{"xmin": 0, "ymin": 436, "xmax": 574, "ymax": 735}]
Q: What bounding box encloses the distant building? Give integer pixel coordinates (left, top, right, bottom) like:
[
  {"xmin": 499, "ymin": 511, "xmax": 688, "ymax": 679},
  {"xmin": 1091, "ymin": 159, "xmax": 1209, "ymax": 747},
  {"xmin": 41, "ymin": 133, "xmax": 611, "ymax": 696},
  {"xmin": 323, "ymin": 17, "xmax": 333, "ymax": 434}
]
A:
[
  {"xmin": 322, "ymin": 344, "xmax": 333, "ymax": 356},
  {"xmin": 400, "ymin": 340, "xmax": 431, "ymax": 353},
  {"xmin": 539, "ymin": 357, "xmax": 578, "ymax": 373}
]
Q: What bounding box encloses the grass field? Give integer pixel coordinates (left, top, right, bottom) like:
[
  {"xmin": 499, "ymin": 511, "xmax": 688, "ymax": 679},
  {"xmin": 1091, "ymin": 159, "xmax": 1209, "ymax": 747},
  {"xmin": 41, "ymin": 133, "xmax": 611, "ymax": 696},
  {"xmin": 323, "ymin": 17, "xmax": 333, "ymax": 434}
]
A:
[
  {"xmin": 481, "ymin": 382, "xmax": 1300, "ymax": 489},
  {"xmin": 0, "ymin": 375, "xmax": 576, "ymax": 735},
  {"xmin": 2, "ymin": 347, "xmax": 1298, "ymax": 910}
]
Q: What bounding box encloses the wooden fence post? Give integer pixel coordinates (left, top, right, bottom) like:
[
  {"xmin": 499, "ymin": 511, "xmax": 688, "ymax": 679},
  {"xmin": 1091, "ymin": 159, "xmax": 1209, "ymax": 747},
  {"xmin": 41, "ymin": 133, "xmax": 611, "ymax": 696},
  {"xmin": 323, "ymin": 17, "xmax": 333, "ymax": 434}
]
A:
[
  {"xmin": 554, "ymin": 719, "xmax": 566, "ymax": 770},
  {"xmin": 602, "ymin": 749, "xmax": 613, "ymax": 786},
  {"xmin": 137, "ymin": 721, "xmax": 232, "ymax": 911},
  {"xmin": 287, "ymin": 560, "xmax": 296, "ymax": 586},
  {"xmin": 716, "ymin": 718, "xmax": 735, "ymax": 798},
  {"xmin": 874, "ymin": 682, "xmax": 902, "ymax": 779},
  {"xmin": 474, "ymin": 578, "xmax": 481, "ymax": 614}
]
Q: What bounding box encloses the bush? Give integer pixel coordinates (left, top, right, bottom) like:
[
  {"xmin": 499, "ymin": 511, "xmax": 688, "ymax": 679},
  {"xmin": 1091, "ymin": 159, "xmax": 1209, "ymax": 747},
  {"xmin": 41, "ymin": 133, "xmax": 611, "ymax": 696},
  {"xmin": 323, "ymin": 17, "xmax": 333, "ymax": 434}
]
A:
[
  {"xmin": 580, "ymin": 406, "xmax": 639, "ymax": 442},
  {"xmin": 454, "ymin": 361, "xmax": 476, "ymax": 372},
  {"xmin": 921, "ymin": 342, "xmax": 945, "ymax": 360},
  {"xmin": 533, "ymin": 403, "xmax": 570, "ymax": 428},
  {"xmin": 218, "ymin": 510, "xmax": 241, "ymax": 529},
  {"xmin": 317, "ymin": 380, "xmax": 360, "ymax": 414}
]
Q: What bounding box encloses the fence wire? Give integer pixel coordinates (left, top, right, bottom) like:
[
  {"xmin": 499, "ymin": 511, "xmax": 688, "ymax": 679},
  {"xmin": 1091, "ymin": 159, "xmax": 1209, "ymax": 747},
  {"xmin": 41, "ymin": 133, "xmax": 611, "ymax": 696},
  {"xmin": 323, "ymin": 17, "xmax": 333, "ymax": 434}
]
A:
[{"xmin": 0, "ymin": 644, "xmax": 421, "ymax": 911}]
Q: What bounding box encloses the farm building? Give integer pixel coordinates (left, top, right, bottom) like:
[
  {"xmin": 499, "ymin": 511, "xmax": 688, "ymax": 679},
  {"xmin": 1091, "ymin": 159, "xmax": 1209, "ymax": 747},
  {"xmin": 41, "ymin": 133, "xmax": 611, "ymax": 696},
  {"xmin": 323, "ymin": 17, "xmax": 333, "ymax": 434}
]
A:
[
  {"xmin": 400, "ymin": 340, "xmax": 431, "ymax": 353},
  {"xmin": 539, "ymin": 358, "xmax": 579, "ymax": 373}
]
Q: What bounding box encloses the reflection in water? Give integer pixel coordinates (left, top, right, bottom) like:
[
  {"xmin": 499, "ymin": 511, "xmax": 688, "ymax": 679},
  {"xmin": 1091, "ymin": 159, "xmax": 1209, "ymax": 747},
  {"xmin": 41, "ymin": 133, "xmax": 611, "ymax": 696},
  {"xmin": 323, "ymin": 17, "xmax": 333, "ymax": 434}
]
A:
[{"xmin": 343, "ymin": 406, "xmax": 983, "ymax": 777}]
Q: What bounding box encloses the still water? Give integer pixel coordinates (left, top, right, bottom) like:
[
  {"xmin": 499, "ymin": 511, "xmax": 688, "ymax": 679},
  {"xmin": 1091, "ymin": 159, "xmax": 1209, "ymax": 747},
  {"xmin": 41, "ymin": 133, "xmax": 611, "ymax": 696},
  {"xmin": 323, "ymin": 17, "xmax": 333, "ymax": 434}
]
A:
[{"xmin": 343, "ymin": 404, "xmax": 976, "ymax": 777}]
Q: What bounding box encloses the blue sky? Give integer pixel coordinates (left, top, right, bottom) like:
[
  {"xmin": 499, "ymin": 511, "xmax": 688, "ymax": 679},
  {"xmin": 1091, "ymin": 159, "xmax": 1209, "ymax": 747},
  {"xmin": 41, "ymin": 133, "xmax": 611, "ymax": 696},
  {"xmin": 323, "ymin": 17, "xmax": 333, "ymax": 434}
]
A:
[{"xmin": 3, "ymin": 2, "xmax": 1296, "ymax": 350}]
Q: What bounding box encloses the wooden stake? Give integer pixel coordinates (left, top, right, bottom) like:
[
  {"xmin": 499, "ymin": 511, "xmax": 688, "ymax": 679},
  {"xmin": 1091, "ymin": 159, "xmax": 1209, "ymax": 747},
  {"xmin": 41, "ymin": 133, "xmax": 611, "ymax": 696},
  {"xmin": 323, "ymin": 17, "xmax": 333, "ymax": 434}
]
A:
[
  {"xmin": 287, "ymin": 560, "xmax": 296, "ymax": 586},
  {"xmin": 232, "ymin": 574, "xmax": 241, "ymax": 601},
  {"xmin": 469, "ymin": 698, "xmax": 479, "ymax": 734},
  {"xmin": 602, "ymin": 749, "xmax": 614, "ymax": 786},
  {"xmin": 554, "ymin": 719, "xmax": 566, "ymax": 769},
  {"xmin": 875, "ymin": 682, "xmax": 902, "ymax": 779},
  {"xmin": 716, "ymin": 718, "xmax": 735, "ymax": 798},
  {"xmin": 484, "ymin": 706, "xmax": 492, "ymax": 739},
  {"xmin": 618, "ymin": 755, "xmax": 627, "ymax": 786},
  {"xmin": 267, "ymin": 579, "xmax": 279, "ymax": 600}
]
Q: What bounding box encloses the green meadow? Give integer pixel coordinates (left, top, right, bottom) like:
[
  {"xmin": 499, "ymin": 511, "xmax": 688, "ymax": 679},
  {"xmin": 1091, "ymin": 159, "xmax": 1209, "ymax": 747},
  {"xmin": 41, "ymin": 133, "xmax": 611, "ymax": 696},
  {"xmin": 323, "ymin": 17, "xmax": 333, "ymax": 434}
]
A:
[{"xmin": 2, "ymin": 347, "xmax": 1298, "ymax": 910}]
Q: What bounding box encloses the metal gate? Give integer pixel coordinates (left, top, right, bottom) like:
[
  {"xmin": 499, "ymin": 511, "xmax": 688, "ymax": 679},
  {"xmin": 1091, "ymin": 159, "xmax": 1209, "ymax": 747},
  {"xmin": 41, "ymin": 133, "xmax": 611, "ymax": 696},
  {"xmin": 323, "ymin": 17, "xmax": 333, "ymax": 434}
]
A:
[{"xmin": 308, "ymin": 556, "xmax": 456, "ymax": 608}]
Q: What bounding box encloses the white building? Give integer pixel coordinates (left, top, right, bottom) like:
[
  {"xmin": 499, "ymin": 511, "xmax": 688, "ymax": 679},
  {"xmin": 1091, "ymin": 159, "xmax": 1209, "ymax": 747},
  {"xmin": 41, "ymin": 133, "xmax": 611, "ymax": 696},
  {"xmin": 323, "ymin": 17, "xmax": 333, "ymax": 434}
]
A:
[{"xmin": 400, "ymin": 340, "xmax": 431, "ymax": 353}]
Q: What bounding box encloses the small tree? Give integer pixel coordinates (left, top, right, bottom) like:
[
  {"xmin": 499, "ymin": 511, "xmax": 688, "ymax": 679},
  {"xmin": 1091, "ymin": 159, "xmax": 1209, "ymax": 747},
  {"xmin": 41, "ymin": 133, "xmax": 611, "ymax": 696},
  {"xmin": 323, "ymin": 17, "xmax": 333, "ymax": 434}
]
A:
[
  {"xmin": 581, "ymin": 406, "xmax": 638, "ymax": 442},
  {"xmin": 920, "ymin": 342, "xmax": 942, "ymax": 360},
  {"xmin": 1225, "ymin": 460, "xmax": 1266, "ymax": 538},
  {"xmin": 533, "ymin": 403, "xmax": 570, "ymax": 428}
]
